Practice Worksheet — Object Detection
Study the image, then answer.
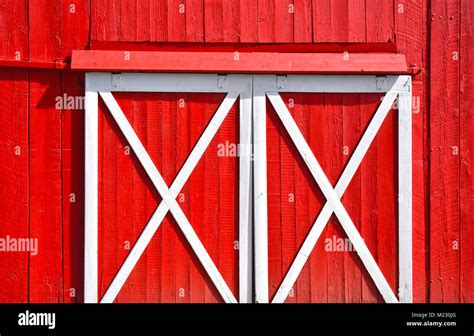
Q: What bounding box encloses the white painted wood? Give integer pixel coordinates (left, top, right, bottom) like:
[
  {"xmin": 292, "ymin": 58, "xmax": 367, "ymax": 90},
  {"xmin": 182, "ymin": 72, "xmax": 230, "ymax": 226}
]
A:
[
  {"xmin": 239, "ymin": 90, "xmax": 253, "ymax": 303},
  {"xmin": 99, "ymin": 92, "xmax": 238, "ymax": 303},
  {"xmin": 87, "ymin": 73, "xmax": 252, "ymax": 93},
  {"xmin": 253, "ymin": 79, "xmax": 269, "ymax": 303},
  {"xmin": 398, "ymin": 77, "xmax": 413, "ymax": 303},
  {"xmin": 84, "ymin": 85, "xmax": 98, "ymax": 303},
  {"xmin": 255, "ymin": 75, "xmax": 404, "ymax": 93},
  {"xmin": 272, "ymin": 89, "xmax": 401, "ymax": 303},
  {"xmin": 268, "ymin": 92, "xmax": 399, "ymax": 303}
]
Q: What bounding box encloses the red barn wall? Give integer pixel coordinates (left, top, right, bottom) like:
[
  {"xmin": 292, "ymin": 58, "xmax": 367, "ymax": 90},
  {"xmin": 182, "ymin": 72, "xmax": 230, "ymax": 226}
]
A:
[{"xmin": 0, "ymin": 0, "xmax": 471, "ymax": 303}]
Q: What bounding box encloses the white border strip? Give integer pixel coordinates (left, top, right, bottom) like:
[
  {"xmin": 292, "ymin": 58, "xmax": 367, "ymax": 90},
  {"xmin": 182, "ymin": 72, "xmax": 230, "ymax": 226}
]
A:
[
  {"xmin": 253, "ymin": 78, "xmax": 269, "ymax": 303},
  {"xmin": 398, "ymin": 78, "xmax": 413, "ymax": 303},
  {"xmin": 84, "ymin": 86, "xmax": 98, "ymax": 303}
]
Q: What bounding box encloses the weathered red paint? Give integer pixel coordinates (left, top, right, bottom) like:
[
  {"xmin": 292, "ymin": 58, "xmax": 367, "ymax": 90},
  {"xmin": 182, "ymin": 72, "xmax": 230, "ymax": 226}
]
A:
[
  {"xmin": 0, "ymin": 0, "xmax": 471, "ymax": 303},
  {"xmin": 71, "ymin": 50, "xmax": 408, "ymax": 74}
]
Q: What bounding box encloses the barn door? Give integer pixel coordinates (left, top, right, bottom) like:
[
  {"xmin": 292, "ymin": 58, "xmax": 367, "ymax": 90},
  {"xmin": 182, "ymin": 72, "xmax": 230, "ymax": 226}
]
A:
[
  {"xmin": 84, "ymin": 73, "xmax": 253, "ymax": 303},
  {"xmin": 85, "ymin": 73, "xmax": 412, "ymax": 304},
  {"xmin": 252, "ymin": 75, "xmax": 412, "ymax": 304}
]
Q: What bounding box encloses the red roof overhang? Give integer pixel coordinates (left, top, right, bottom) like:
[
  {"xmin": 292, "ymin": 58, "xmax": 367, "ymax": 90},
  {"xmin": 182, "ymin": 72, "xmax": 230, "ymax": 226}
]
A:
[{"xmin": 71, "ymin": 50, "xmax": 408, "ymax": 74}]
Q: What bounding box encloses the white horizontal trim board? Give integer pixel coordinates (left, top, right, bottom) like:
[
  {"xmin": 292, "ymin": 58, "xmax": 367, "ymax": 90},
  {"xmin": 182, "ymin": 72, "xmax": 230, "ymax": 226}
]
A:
[
  {"xmin": 100, "ymin": 91, "xmax": 237, "ymax": 303},
  {"xmin": 86, "ymin": 72, "xmax": 252, "ymax": 93}
]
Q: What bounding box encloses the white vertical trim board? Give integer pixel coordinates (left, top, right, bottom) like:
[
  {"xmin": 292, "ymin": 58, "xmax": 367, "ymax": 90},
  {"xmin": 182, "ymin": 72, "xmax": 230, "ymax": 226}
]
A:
[
  {"xmin": 253, "ymin": 78, "xmax": 269, "ymax": 303},
  {"xmin": 84, "ymin": 78, "xmax": 99, "ymax": 303},
  {"xmin": 398, "ymin": 76, "xmax": 413, "ymax": 303},
  {"xmin": 239, "ymin": 89, "xmax": 253, "ymax": 303}
]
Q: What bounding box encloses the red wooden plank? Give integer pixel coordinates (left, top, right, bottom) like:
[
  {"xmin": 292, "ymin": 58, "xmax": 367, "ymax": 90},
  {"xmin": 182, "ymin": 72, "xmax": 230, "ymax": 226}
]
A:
[
  {"xmin": 97, "ymin": 96, "xmax": 117, "ymax": 302},
  {"xmin": 267, "ymin": 99, "xmax": 283, "ymax": 301},
  {"xmin": 167, "ymin": 0, "xmax": 186, "ymax": 42},
  {"xmin": 120, "ymin": 0, "xmax": 150, "ymax": 42},
  {"xmin": 187, "ymin": 94, "xmax": 207, "ymax": 302},
  {"xmin": 0, "ymin": 60, "xmax": 68, "ymax": 70},
  {"xmin": 342, "ymin": 94, "xmax": 362, "ymax": 303},
  {"xmin": 175, "ymin": 94, "xmax": 190, "ymax": 303},
  {"xmin": 291, "ymin": 94, "xmax": 311, "ymax": 302},
  {"xmin": 204, "ymin": 0, "xmax": 223, "ymax": 42},
  {"xmin": 150, "ymin": 0, "xmax": 168, "ymax": 41},
  {"xmin": 274, "ymin": 0, "xmax": 293, "ymax": 43},
  {"xmin": 88, "ymin": 41, "xmax": 398, "ymax": 53},
  {"xmin": 185, "ymin": 0, "xmax": 204, "ymax": 42},
  {"xmin": 293, "ymin": 0, "xmax": 312, "ymax": 42},
  {"xmin": 223, "ymin": 0, "xmax": 241, "ymax": 42},
  {"xmin": 0, "ymin": 69, "xmax": 29, "ymax": 303},
  {"xmin": 71, "ymin": 50, "xmax": 409, "ymax": 74},
  {"xmin": 158, "ymin": 96, "xmax": 177, "ymax": 303},
  {"xmin": 202, "ymin": 95, "xmax": 221, "ymax": 303},
  {"xmin": 429, "ymin": 0, "xmax": 460, "ymax": 303},
  {"xmin": 459, "ymin": 0, "xmax": 473, "ymax": 303},
  {"xmin": 61, "ymin": 72, "xmax": 85, "ymax": 303},
  {"xmin": 360, "ymin": 94, "xmax": 383, "ymax": 303},
  {"xmin": 366, "ymin": 0, "xmax": 395, "ymax": 42},
  {"xmin": 91, "ymin": 0, "xmax": 120, "ymax": 41},
  {"xmin": 324, "ymin": 94, "xmax": 345, "ymax": 303},
  {"xmin": 375, "ymin": 98, "xmax": 397, "ymax": 297},
  {"xmin": 60, "ymin": 0, "xmax": 90, "ymax": 60},
  {"xmin": 257, "ymin": 0, "xmax": 275, "ymax": 42},
  {"xmin": 217, "ymin": 98, "xmax": 239, "ymax": 299},
  {"xmin": 328, "ymin": 0, "xmax": 349, "ymax": 42},
  {"xmin": 98, "ymin": 94, "xmax": 134, "ymax": 302},
  {"xmin": 28, "ymin": 0, "xmax": 61, "ymax": 62},
  {"xmin": 313, "ymin": 0, "xmax": 366, "ymax": 42},
  {"xmin": 29, "ymin": 70, "xmax": 63, "ymax": 302},
  {"xmin": 128, "ymin": 93, "xmax": 153, "ymax": 302},
  {"xmin": 347, "ymin": 0, "xmax": 366, "ymax": 42},
  {"xmin": 239, "ymin": 0, "xmax": 258, "ymax": 42},
  {"xmin": 312, "ymin": 0, "xmax": 331, "ymax": 42},
  {"xmin": 307, "ymin": 94, "xmax": 328, "ymax": 303},
  {"xmin": 0, "ymin": 0, "xmax": 28, "ymax": 60}
]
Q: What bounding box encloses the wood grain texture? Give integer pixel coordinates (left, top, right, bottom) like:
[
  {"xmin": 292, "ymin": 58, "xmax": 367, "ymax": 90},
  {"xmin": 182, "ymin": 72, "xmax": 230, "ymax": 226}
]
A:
[
  {"xmin": 459, "ymin": 0, "xmax": 473, "ymax": 304},
  {"xmin": 0, "ymin": 0, "xmax": 471, "ymax": 304},
  {"xmin": 394, "ymin": 0, "xmax": 428, "ymax": 303},
  {"xmin": 28, "ymin": 70, "xmax": 63, "ymax": 302},
  {"xmin": 61, "ymin": 72, "xmax": 85, "ymax": 303},
  {"xmin": 0, "ymin": 69, "xmax": 29, "ymax": 303},
  {"xmin": 0, "ymin": 0, "xmax": 28, "ymax": 60},
  {"xmin": 429, "ymin": 0, "xmax": 461, "ymax": 303}
]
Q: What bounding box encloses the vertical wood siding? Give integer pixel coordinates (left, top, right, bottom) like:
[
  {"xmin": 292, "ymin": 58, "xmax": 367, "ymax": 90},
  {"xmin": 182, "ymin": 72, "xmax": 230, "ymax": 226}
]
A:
[{"xmin": 0, "ymin": 0, "xmax": 471, "ymax": 303}]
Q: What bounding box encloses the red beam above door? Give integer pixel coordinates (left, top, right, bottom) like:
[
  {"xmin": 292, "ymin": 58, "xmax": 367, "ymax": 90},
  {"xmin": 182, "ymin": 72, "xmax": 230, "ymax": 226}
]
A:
[{"xmin": 71, "ymin": 50, "xmax": 408, "ymax": 74}]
